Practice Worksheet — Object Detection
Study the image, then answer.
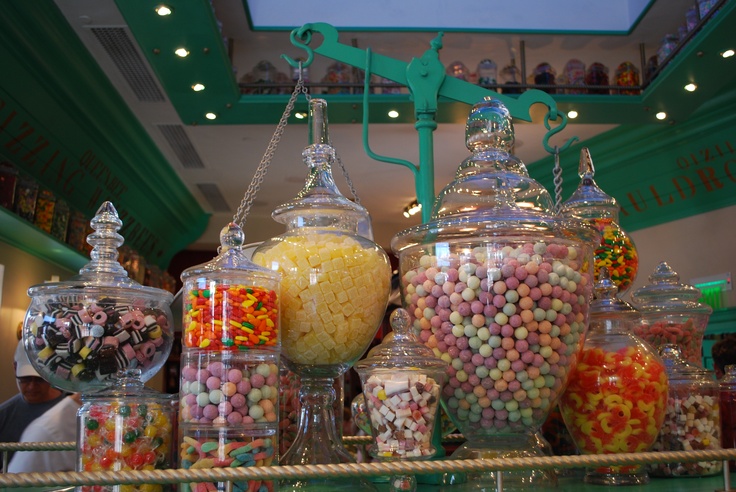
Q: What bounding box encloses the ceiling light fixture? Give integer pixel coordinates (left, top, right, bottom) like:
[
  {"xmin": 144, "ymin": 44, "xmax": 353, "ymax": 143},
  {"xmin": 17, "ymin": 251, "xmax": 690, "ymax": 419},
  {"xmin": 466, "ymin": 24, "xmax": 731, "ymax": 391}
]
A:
[
  {"xmin": 294, "ymin": 112, "xmax": 307, "ymax": 119},
  {"xmin": 722, "ymin": 49, "xmax": 735, "ymax": 58},
  {"xmin": 684, "ymin": 83, "xmax": 697, "ymax": 92},
  {"xmin": 191, "ymin": 83, "xmax": 205, "ymax": 92},
  {"xmin": 655, "ymin": 111, "xmax": 667, "ymax": 120},
  {"xmin": 175, "ymin": 48, "xmax": 190, "ymax": 58},
  {"xmin": 155, "ymin": 5, "xmax": 173, "ymax": 16},
  {"xmin": 205, "ymin": 112, "xmax": 217, "ymax": 120},
  {"xmin": 567, "ymin": 110, "xmax": 578, "ymax": 119},
  {"xmin": 388, "ymin": 110, "xmax": 399, "ymax": 119},
  {"xmin": 403, "ymin": 199, "xmax": 422, "ymax": 218}
]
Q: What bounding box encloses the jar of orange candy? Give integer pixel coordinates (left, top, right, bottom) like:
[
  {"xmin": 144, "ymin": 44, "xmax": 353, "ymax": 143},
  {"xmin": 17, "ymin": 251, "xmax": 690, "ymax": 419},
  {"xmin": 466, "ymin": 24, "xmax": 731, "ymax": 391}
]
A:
[{"xmin": 559, "ymin": 268, "xmax": 668, "ymax": 486}]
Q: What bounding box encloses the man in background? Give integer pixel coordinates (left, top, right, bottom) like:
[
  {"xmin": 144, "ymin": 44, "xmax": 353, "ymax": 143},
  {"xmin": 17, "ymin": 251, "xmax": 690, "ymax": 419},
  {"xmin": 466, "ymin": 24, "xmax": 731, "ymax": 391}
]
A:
[
  {"xmin": 712, "ymin": 334, "xmax": 736, "ymax": 379},
  {"xmin": 0, "ymin": 341, "xmax": 65, "ymax": 464}
]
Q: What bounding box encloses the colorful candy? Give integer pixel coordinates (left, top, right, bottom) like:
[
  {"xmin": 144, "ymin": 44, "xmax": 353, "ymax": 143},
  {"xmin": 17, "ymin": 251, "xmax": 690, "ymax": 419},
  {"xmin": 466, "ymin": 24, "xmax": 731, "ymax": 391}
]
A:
[
  {"xmin": 25, "ymin": 298, "xmax": 172, "ymax": 389},
  {"xmin": 590, "ymin": 218, "xmax": 638, "ymax": 293},
  {"xmin": 401, "ymin": 241, "xmax": 593, "ymax": 435},
  {"xmin": 253, "ymin": 232, "xmax": 391, "ymax": 366},
  {"xmin": 180, "ymin": 354, "xmax": 278, "ymax": 425},
  {"xmin": 179, "ymin": 431, "xmax": 276, "ymax": 492},
  {"xmin": 633, "ymin": 319, "xmax": 704, "ymax": 366},
  {"xmin": 362, "ymin": 372, "xmax": 441, "ymax": 458},
  {"xmin": 649, "ymin": 393, "xmax": 721, "ymax": 476},
  {"xmin": 80, "ymin": 401, "xmax": 175, "ymax": 492},
  {"xmin": 559, "ymin": 346, "xmax": 668, "ymax": 475},
  {"xmin": 184, "ymin": 285, "xmax": 279, "ymax": 351}
]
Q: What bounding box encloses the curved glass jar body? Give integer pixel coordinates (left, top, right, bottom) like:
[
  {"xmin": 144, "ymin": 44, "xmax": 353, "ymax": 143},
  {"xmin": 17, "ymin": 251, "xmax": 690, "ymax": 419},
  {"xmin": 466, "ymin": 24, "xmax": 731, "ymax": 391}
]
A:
[
  {"xmin": 78, "ymin": 370, "xmax": 177, "ymax": 491},
  {"xmin": 630, "ymin": 261, "xmax": 712, "ymax": 366},
  {"xmin": 23, "ymin": 202, "xmax": 174, "ymax": 394},
  {"xmin": 559, "ymin": 270, "xmax": 668, "ymax": 485},
  {"xmin": 392, "ymin": 97, "xmax": 598, "ymax": 490},
  {"xmin": 181, "ymin": 223, "xmax": 281, "ymax": 352},
  {"xmin": 562, "ymin": 148, "xmax": 638, "ymax": 294},
  {"xmin": 649, "ymin": 345, "xmax": 721, "ymax": 477}
]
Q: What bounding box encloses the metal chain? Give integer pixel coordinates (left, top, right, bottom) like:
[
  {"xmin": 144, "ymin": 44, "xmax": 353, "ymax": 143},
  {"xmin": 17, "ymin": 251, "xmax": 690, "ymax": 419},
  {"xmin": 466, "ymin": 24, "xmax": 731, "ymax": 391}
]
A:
[
  {"xmin": 552, "ymin": 146, "xmax": 563, "ymax": 215},
  {"xmin": 231, "ymin": 64, "xmax": 310, "ymax": 227},
  {"xmin": 333, "ymin": 149, "xmax": 361, "ymax": 205}
]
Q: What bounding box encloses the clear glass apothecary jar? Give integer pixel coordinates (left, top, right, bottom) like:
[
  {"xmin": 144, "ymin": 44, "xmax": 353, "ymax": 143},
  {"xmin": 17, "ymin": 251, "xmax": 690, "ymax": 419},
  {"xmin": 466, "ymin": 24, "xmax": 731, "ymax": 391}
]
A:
[
  {"xmin": 252, "ymin": 98, "xmax": 391, "ymax": 492},
  {"xmin": 23, "ymin": 201, "xmax": 174, "ymax": 394},
  {"xmin": 391, "ymin": 96, "xmax": 599, "ymax": 490},
  {"xmin": 649, "ymin": 344, "xmax": 721, "ymax": 477},
  {"xmin": 559, "ymin": 269, "xmax": 668, "ymax": 485},
  {"xmin": 630, "ymin": 261, "xmax": 712, "ymax": 366}
]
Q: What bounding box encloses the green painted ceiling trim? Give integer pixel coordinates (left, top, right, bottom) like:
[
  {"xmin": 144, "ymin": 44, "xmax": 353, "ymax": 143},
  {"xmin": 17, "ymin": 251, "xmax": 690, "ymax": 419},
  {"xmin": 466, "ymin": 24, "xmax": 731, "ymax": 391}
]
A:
[
  {"xmin": 529, "ymin": 86, "xmax": 736, "ymax": 233},
  {"xmin": 0, "ymin": 0, "xmax": 210, "ymax": 268}
]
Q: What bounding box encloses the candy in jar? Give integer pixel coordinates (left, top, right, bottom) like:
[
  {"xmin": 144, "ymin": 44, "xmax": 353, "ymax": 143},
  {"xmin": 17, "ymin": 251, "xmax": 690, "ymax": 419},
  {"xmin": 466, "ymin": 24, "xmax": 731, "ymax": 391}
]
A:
[
  {"xmin": 446, "ymin": 61, "xmax": 470, "ymax": 81},
  {"xmin": 476, "ymin": 59, "xmax": 498, "ymax": 89},
  {"xmin": 533, "ymin": 62, "xmax": 556, "ymax": 93},
  {"xmin": 561, "ymin": 148, "xmax": 638, "ymax": 293},
  {"xmin": 614, "ymin": 62, "xmax": 640, "ymax": 95},
  {"xmin": 78, "ymin": 370, "xmax": 177, "ymax": 492},
  {"xmin": 648, "ymin": 344, "xmax": 721, "ymax": 477},
  {"xmin": 630, "ymin": 261, "xmax": 712, "ymax": 366},
  {"xmin": 33, "ymin": 188, "xmax": 56, "ymax": 233},
  {"xmin": 559, "ymin": 268, "xmax": 668, "ymax": 486},
  {"xmin": 585, "ymin": 62, "xmax": 609, "ymax": 94},
  {"xmin": 562, "ymin": 59, "xmax": 585, "ymax": 94}
]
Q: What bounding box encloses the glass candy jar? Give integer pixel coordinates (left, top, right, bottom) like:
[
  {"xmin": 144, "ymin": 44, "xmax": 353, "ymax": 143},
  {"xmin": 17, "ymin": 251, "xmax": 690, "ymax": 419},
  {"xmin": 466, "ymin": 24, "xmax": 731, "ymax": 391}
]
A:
[
  {"xmin": 23, "ymin": 201, "xmax": 174, "ymax": 393},
  {"xmin": 355, "ymin": 308, "xmax": 447, "ymax": 492},
  {"xmin": 720, "ymin": 364, "xmax": 736, "ymax": 469},
  {"xmin": 649, "ymin": 344, "xmax": 721, "ymax": 477},
  {"xmin": 181, "ymin": 222, "xmax": 280, "ymax": 353},
  {"xmin": 252, "ymin": 98, "xmax": 391, "ymax": 489},
  {"xmin": 391, "ymin": 97, "xmax": 598, "ymax": 490},
  {"xmin": 561, "ymin": 147, "xmax": 638, "ymax": 294},
  {"xmin": 631, "ymin": 261, "xmax": 712, "ymax": 366},
  {"xmin": 78, "ymin": 369, "xmax": 177, "ymax": 491},
  {"xmin": 559, "ymin": 269, "xmax": 668, "ymax": 485}
]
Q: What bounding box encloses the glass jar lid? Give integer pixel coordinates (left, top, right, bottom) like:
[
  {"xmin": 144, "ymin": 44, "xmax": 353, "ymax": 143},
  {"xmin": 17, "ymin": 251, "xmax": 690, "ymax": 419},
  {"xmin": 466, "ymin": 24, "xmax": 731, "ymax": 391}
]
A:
[
  {"xmin": 392, "ymin": 97, "xmax": 598, "ymax": 252},
  {"xmin": 590, "ymin": 267, "xmax": 639, "ymax": 321},
  {"xmin": 180, "ymin": 222, "xmax": 279, "ymax": 284},
  {"xmin": 561, "ymin": 147, "xmax": 620, "ymax": 220},
  {"xmin": 271, "ymin": 98, "xmax": 370, "ymax": 229},
  {"xmin": 27, "ymin": 201, "xmax": 173, "ymax": 304},
  {"xmin": 355, "ymin": 308, "xmax": 447, "ymax": 372},
  {"xmin": 81, "ymin": 368, "xmax": 176, "ymax": 403},
  {"xmin": 630, "ymin": 261, "xmax": 712, "ymax": 315},
  {"xmin": 659, "ymin": 344, "xmax": 715, "ymax": 383}
]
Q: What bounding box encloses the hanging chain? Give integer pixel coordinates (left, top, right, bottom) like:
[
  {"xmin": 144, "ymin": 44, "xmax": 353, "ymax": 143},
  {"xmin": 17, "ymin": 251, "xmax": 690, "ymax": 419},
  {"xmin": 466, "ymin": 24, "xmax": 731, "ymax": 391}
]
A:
[
  {"xmin": 333, "ymin": 149, "xmax": 361, "ymax": 205},
  {"xmin": 552, "ymin": 146, "xmax": 563, "ymax": 215},
  {"xmin": 231, "ymin": 63, "xmax": 310, "ymax": 227}
]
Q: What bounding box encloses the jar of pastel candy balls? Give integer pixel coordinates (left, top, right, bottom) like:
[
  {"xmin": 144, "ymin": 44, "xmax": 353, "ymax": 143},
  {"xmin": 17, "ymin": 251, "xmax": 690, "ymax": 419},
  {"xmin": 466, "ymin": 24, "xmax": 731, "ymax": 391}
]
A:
[
  {"xmin": 630, "ymin": 261, "xmax": 712, "ymax": 366},
  {"xmin": 23, "ymin": 201, "xmax": 174, "ymax": 394},
  {"xmin": 561, "ymin": 147, "xmax": 639, "ymax": 294},
  {"xmin": 391, "ymin": 97, "xmax": 599, "ymax": 490},
  {"xmin": 78, "ymin": 369, "xmax": 177, "ymax": 491},
  {"xmin": 649, "ymin": 344, "xmax": 722, "ymax": 477},
  {"xmin": 559, "ymin": 268, "xmax": 668, "ymax": 486}
]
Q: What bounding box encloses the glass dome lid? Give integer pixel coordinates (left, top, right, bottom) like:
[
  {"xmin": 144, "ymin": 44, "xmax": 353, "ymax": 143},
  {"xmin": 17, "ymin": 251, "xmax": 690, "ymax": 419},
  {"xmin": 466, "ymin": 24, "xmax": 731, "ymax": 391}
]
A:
[
  {"xmin": 630, "ymin": 261, "xmax": 712, "ymax": 315},
  {"xmin": 562, "ymin": 147, "xmax": 620, "ymax": 219},
  {"xmin": 272, "ymin": 98, "xmax": 369, "ymax": 228},
  {"xmin": 392, "ymin": 97, "xmax": 597, "ymax": 252},
  {"xmin": 27, "ymin": 201, "xmax": 173, "ymax": 303}
]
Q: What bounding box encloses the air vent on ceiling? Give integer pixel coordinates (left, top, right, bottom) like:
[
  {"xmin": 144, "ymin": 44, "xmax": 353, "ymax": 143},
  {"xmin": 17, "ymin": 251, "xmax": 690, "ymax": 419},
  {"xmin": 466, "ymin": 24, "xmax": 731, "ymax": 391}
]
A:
[
  {"xmin": 90, "ymin": 27, "xmax": 165, "ymax": 103},
  {"xmin": 157, "ymin": 124, "xmax": 205, "ymax": 169},
  {"xmin": 197, "ymin": 183, "xmax": 231, "ymax": 212}
]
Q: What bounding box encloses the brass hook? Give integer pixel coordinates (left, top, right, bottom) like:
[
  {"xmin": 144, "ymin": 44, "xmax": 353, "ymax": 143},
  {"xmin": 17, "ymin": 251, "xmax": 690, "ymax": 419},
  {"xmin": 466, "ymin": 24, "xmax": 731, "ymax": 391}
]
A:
[
  {"xmin": 281, "ymin": 24, "xmax": 315, "ymax": 68},
  {"xmin": 543, "ymin": 111, "xmax": 578, "ymax": 154}
]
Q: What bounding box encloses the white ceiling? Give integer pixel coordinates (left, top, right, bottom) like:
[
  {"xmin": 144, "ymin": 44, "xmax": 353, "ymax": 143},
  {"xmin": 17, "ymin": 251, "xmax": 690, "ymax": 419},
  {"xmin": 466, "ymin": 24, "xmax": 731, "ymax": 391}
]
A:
[{"xmin": 54, "ymin": 0, "xmax": 695, "ymax": 254}]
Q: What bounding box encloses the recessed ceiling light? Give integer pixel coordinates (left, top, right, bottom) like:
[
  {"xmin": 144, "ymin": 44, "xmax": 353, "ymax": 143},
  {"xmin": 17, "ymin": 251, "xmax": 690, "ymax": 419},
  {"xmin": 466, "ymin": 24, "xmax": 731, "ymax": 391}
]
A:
[
  {"xmin": 192, "ymin": 83, "xmax": 205, "ymax": 92},
  {"xmin": 155, "ymin": 5, "xmax": 172, "ymax": 16},
  {"xmin": 684, "ymin": 83, "xmax": 697, "ymax": 92},
  {"xmin": 205, "ymin": 113, "xmax": 217, "ymax": 120},
  {"xmin": 722, "ymin": 49, "xmax": 735, "ymax": 58},
  {"xmin": 655, "ymin": 111, "xmax": 667, "ymax": 120},
  {"xmin": 294, "ymin": 112, "xmax": 307, "ymax": 119},
  {"xmin": 388, "ymin": 110, "xmax": 399, "ymax": 118},
  {"xmin": 567, "ymin": 110, "xmax": 578, "ymax": 119},
  {"xmin": 175, "ymin": 48, "xmax": 190, "ymax": 58}
]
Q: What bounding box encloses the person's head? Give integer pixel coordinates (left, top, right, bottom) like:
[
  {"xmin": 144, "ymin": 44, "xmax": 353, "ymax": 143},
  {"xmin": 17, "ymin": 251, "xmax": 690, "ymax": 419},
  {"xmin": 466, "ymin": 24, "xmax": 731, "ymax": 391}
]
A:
[
  {"xmin": 711, "ymin": 335, "xmax": 736, "ymax": 379},
  {"xmin": 14, "ymin": 340, "xmax": 61, "ymax": 404}
]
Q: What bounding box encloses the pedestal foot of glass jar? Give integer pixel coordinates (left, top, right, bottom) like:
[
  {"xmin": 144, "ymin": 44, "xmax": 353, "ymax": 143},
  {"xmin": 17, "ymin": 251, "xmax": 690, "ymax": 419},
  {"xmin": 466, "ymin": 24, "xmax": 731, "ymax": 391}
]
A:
[{"xmin": 584, "ymin": 464, "xmax": 649, "ymax": 486}]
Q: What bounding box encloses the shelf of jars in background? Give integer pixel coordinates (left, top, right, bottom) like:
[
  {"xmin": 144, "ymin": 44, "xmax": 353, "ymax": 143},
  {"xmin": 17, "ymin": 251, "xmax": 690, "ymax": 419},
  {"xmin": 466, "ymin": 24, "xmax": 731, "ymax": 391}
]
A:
[
  {"xmin": 0, "ymin": 160, "xmax": 177, "ymax": 293},
  {"xmin": 236, "ymin": 0, "xmax": 722, "ymax": 98}
]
